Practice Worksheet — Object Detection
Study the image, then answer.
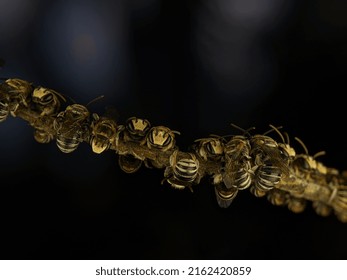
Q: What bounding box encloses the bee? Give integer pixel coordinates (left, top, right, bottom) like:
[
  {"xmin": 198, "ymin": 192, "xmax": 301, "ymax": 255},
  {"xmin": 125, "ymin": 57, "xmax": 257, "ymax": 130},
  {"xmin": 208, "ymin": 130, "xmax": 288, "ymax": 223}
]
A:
[
  {"xmin": 53, "ymin": 104, "xmax": 91, "ymax": 153},
  {"xmin": 267, "ymin": 188, "xmax": 288, "ymax": 206},
  {"xmin": 193, "ymin": 136, "xmax": 224, "ymax": 162},
  {"xmin": 249, "ymin": 126, "xmax": 291, "ymax": 197},
  {"xmin": 312, "ymin": 201, "xmax": 332, "ymax": 217},
  {"xmin": 118, "ymin": 154, "xmax": 143, "ymax": 174},
  {"xmin": 146, "ymin": 125, "xmax": 180, "ymax": 168},
  {"xmin": 123, "ymin": 116, "xmax": 151, "ymax": 144},
  {"xmin": 220, "ymin": 123, "xmax": 256, "ymax": 193},
  {"xmin": 89, "ymin": 113, "xmax": 117, "ymax": 154},
  {"xmin": 335, "ymin": 212, "xmax": 347, "ymax": 223},
  {"xmin": 223, "ymin": 135, "xmax": 254, "ymax": 191},
  {"xmin": 268, "ymin": 125, "xmax": 296, "ymax": 165},
  {"xmin": 147, "ymin": 125, "xmax": 179, "ymax": 152},
  {"xmin": 0, "ymin": 78, "xmax": 33, "ymax": 121},
  {"xmin": 292, "ymin": 137, "xmax": 326, "ymax": 174},
  {"xmin": 33, "ymin": 122, "xmax": 55, "ymax": 144},
  {"xmin": 31, "ymin": 86, "xmax": 67, "ymax": 116},
  {"xmin": 287, "ymin": 197, "xmax": 307, "ymax": 213},
  {"xmin": 116, "ymin": 117, "xmax": 151, "ymax": 172},
  {"xmin": 162, "ymin": 150, "xmax": 200, "ymax": 191}
]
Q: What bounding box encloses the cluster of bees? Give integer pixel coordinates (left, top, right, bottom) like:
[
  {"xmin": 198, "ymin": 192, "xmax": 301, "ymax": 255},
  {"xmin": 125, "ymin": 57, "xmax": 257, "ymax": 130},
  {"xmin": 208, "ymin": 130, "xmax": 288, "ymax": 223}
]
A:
[{"xmin": 1, "ymin": 78, "xmax": 347, "ymax": 222}]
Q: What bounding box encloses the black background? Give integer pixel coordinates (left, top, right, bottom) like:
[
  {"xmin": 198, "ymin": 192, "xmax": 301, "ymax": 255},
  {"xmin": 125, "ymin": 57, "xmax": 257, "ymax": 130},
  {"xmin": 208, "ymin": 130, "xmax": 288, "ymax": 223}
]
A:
[{"xmin": 1, "ymin": 0, "xmax": 347, "ymax": 260}]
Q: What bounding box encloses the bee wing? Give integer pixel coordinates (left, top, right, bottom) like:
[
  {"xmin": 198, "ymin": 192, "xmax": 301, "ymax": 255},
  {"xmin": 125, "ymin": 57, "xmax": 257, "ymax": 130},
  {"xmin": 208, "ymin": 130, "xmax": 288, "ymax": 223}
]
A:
[
  {"xmin": 214, "ymin": 183, "xmax": 238, "ymax": 208},
  {"xmin": 261, "ymin": 146, "xmax": 291, "ymax": 176},
  {"xmin": 222, "ymin": 156, "xmax": 239, "ymax": 189}
]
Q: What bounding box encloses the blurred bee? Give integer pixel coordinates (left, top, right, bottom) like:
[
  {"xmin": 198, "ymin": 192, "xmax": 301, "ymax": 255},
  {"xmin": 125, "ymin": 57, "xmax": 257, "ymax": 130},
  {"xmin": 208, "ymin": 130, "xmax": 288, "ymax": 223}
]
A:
[
  {"xmin": 328, "ymin": 186, "xmax": 347, "ymax": 213},
  {"xmin": 312, "ymin": 201, "xmax": 332, "ymax": 217},
  {"xmin": 335, "ymin": 212, "xmax": 347, "ymax": 223},
  {"xmin": 116, "ymin": 117, "xmax": 151, "ymax": 173},
  {"xmin": 162, "ymin": 150, "xmax": 200, "ymax": 192},
  {"xmin": 267, "ymin": 188, "xmax": 288, "ymax": 206},
  {"xmin": 53, "ymin": 104, "xmax": 91, "ymax": 153},
  {"xmin": 287, "ymin": 197, "xmax": 307, "ymax": 213},
  {"xmin": 90, "ymin": 113, "xmax": 117, "ymax": 154},
  {"xmin": 0, "ymin": 78, "xmax": 33, "ymax": 121},
  {"xmin": 31, "ymin": 86, "xmax": 67, "ymax": 116}
]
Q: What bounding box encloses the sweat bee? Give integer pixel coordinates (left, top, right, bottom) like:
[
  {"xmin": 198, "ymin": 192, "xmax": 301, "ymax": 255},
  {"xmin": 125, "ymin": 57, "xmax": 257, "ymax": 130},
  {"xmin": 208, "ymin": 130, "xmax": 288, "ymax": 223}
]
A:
[
  {"xmin": 292, "ymin": 137, "xmax": 326, "ymax": 174},
  {"xmin": 146, "ymin": 125, "xmax": 180, "ymax": 169},
  {"xmin": 123, "ymin": 117, "xmax": 151, "ymax": 145},
  {"xmin": 267, "ymin": 188, "xmax": 288, "ymax": 206},
  {"xmin": 312, "ymin": 201, "xmax": 332, "ymax": 217},
  {"xmin": 162, "ymin": 150, "xmax": 200, "ymax": 192},
  {"xmin": 117, "ymin": 117, "xmax": 151, "ymax": 173},
  {"xmin": 147, "ymin": 125, "xmax": 179, "ymax": 152},
  {"xmin": 0, "ymin": 78, "xmax": 33, "ymax": 121},
  {"xmin": 193, "ymin": 136, "xmax": 224, "ymax": 162},
  {"xmin": 249, "ymin": 125, "xmax": 293, "ymax": 197},
  {"xmin": 90, "ymin": 113, "xmax": 117, "ymax": 154},
  {"xmin": 31, "ymin": 86, "xmax": 67, "ymax": 116},
  {"xmin": 222, "ymin": 124, "xmax": 255, "ymax": 192},
  {"xmin": 30, "ymin": 86, "xmax": 68, "ymax": 144},
  {"xmin": 53, "ymin": 104, "xmax": 91, "ymax": 153},
  {"xmin": 286, "ymin": 197, "xmax": 307, "ymax": 214},
  {"xmin": 192, "ymin": 135, "xmax": 241, "ymax": 207}
]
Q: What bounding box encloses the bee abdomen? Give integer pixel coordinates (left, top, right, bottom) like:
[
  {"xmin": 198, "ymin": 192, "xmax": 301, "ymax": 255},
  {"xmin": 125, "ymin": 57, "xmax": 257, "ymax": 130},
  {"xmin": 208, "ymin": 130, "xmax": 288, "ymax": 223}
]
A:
[
  {"xmin": 255, "ymin": 165, "xmax": 282, "ymax": 191},
  {"xmin": 174, "ymin": 158, "xmax": 199, "ymax": 183},
  {"xmin": 56, "ymin": 135, "xmax": 80, "ymax": 153},
  {"xmin": 234, "ymin": 165, "xmax": 253, "ymax": 190}
]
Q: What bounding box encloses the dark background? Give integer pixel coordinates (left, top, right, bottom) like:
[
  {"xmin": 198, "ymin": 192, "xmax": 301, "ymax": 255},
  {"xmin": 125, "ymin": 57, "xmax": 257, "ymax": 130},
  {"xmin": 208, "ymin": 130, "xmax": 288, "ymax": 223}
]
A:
[{"xmin": 1, "ymin": 0, "xmax": 347, "ymax": 259}]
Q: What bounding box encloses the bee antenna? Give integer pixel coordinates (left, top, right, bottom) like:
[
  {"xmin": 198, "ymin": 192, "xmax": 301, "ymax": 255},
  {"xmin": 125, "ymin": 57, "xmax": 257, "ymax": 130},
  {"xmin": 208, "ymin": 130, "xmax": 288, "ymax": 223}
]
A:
[
  {"xmin": 283, "ymin": 132, "xmax": 290, "ymax": 145},
  {"xmin": 263, "ymin": 125, "xmax": 283, "ymax": 136},
  {"xmin": 230, "ymin": 123, "xmax": 255, "ymax": 137},
  {"xmin": 268, "ymin": 124, "xmax": 285, "ymax": 143},
  {"xmin": 86, "ymin": 95, "xmax": 105, "ymax": 107},
  {"xmin": 294, "ymin": 137, "xmax": 309, "ymax": 155},
  {"xmin": 313, "ymin": 151, "xmax": 326, "ymax": 159}
]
